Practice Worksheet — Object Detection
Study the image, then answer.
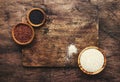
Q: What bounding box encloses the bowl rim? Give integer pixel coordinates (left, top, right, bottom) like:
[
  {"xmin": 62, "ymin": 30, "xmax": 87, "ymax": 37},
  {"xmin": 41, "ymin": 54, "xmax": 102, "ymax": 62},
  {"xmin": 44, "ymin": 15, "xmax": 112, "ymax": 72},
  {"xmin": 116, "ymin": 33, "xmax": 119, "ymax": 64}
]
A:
[
  {"xmin": 12, "ymin": 23, "xmax": 35, "ymax": 45},
  {"xmin": 27, "ymin": 8, "xmax": 46, "ymax": 27},
  {"xmin": 78, "ymin": 46, "xmax": 106, "ymax": 75}
]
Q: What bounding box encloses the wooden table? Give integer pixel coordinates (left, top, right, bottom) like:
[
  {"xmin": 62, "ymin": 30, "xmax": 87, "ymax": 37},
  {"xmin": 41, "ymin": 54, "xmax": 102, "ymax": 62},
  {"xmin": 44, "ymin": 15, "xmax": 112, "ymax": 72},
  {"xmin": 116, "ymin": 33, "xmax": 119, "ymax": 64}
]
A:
[{"xmin": 0, "ymin": 0, "xmax": 120, "ymax": 82}]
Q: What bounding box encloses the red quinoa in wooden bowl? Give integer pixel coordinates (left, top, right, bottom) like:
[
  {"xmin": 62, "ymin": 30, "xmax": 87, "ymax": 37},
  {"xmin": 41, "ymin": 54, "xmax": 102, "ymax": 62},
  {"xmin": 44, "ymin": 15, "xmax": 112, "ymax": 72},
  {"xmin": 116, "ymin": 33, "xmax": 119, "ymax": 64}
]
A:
[{"xmin": 12, "ymin": 23, "xmax": 34, "ymax": 45}]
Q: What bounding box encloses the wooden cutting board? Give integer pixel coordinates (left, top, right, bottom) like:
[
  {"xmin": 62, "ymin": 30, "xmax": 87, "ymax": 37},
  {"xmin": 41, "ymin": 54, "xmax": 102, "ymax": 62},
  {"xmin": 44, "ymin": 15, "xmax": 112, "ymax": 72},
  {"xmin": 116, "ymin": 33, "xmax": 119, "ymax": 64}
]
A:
[{"xmin": 22, "ymin": 1, "xmax": 98, "ymax": 67}]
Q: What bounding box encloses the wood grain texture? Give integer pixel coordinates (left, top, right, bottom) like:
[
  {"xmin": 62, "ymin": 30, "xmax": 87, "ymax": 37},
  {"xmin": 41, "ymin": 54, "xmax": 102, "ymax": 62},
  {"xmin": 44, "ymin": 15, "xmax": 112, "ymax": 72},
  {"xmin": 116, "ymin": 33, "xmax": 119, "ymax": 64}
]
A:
[
  {"xmin": 0, "ymin": 0, "xmax": 120, "ymax": 82},
  {"xmin": 22, "ymin": 0, "xmax": 98, "ymax": 67}
]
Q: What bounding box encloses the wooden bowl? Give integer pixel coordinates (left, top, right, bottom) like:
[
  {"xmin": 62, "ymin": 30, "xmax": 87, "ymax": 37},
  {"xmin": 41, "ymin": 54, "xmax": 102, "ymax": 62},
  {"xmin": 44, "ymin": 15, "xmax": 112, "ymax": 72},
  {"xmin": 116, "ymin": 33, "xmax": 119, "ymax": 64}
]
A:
[
  {"xmin": 12, "ymin": 23, "xmax": 35, "ymax": 45},
  {"xmin": 78, "ymin": 46, "xmax": 106, "ymax": 75},
  {"xmin": 27, "ymin": 8, "xmax": 46, "ymax": 27}
]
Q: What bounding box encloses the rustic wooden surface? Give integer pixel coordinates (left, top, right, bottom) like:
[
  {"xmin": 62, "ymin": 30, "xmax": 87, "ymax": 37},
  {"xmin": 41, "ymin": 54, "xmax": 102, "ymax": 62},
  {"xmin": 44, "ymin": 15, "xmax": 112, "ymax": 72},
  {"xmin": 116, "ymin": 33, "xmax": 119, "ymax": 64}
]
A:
[
  {"xmin": 22, "ymin": 0, "xmax": 98, "ymax": 67},
  {"xmin": 0, "ymin": 0, "xmax": 120, "ymax": 82}
]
